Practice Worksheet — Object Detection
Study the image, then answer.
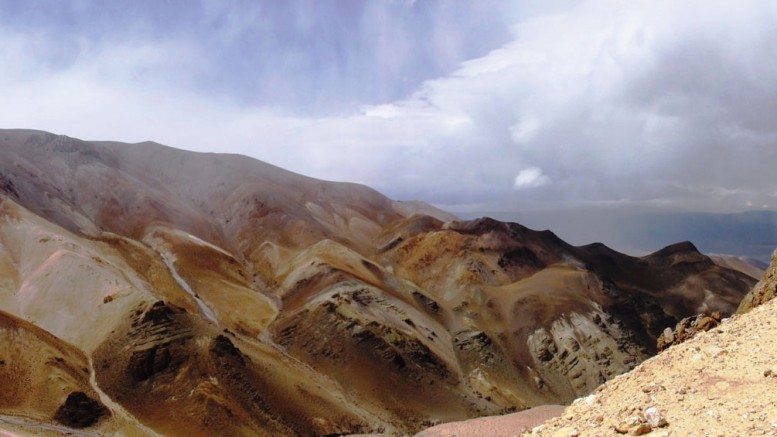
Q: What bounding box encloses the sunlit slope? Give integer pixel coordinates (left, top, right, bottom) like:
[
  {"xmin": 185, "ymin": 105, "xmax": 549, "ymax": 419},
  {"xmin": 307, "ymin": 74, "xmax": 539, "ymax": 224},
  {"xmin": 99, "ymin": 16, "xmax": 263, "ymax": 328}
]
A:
[{"xmin": 0, "ymin": 198, "xmax": 157, "ymax": 353}]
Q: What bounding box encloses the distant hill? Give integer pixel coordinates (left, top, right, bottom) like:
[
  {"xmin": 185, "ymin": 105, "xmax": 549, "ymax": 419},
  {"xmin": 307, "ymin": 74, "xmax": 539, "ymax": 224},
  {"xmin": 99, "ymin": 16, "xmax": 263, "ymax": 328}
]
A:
[{"xmin": 708, "ymin": 254, "xmax": 767, "ymax": 280}]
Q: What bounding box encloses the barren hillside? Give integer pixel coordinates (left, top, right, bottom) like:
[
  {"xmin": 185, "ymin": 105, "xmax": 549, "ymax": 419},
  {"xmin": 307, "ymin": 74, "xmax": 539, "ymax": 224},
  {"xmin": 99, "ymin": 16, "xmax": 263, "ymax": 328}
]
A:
[{"xmin": 0, "ymin": 130, "xmax": 757, "ymax": 435}]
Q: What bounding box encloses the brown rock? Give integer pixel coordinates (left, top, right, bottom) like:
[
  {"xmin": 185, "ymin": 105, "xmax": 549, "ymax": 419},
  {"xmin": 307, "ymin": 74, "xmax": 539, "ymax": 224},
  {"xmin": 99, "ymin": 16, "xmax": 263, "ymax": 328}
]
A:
[
  {"xmin": 615, "ymin": 417, "xmax": 641, "ymax": 434},
  {"xmin": 629, "ymin": 423, "xmax": 652, "ymax": 435},
  {"xmin": 656, "ymin": 327, "xmax": 675, "ymax": 351},
  {"xmin": 142, "ymin": 301, "xmax": 177, "ymax": 324}
]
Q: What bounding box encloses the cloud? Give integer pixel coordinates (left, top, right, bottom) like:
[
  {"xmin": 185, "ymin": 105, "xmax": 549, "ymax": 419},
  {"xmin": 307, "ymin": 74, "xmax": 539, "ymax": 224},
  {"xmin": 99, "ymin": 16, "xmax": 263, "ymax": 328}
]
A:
[
  {"xmin": 510, "ymin": 116, "xmax": 541, "ymax": 144},
  {"xmin": 1, "ymin": 0, "xmax": 777, "ymax": 214},
  {"xmin": 514, "ymin": 167, "xmax": 551, "ymax": 189}
]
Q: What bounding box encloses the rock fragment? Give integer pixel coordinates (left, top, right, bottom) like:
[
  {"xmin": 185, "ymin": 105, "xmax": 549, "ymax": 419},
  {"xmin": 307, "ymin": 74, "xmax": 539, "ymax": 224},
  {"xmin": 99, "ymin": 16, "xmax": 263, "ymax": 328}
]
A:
[
  {"xmin": 644, "ymin": 406, "xmax": 668, "ymax": 427},
  {"xmin": 629, "ymin": 423, "xmax": 652, "ymax": 435},
  {"xmin": 615, "ymin": 417, "xmax": 641, "ymax": 434}
]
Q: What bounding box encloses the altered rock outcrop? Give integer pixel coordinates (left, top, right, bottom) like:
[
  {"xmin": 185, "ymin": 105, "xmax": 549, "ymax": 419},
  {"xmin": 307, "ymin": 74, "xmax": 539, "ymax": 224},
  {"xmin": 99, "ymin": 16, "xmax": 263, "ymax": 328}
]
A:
[
  {"xmin": 527, "ymin": 308, "xmax": 647, "ymax": 399},
  {"xmin": 737, "ymin": 249, "xmax": 777, "ymax": 313}
]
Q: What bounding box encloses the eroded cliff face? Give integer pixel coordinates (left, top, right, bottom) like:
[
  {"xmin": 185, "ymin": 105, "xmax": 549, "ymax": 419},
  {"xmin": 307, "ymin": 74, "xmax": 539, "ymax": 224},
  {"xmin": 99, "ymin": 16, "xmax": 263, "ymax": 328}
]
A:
[
  {"xmin": 0, "ymin": 130, "xmax": 757, "ymax": 435},
  {"xmin": 526, "ymin": 307, "xmax": 648, "ymax": 400}
]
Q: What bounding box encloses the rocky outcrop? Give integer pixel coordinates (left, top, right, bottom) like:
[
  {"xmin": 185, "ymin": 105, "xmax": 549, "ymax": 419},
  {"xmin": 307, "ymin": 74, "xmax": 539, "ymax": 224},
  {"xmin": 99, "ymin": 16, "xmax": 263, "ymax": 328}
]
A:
[
  {"xmin": 656, "ymin": 312, "xmax": 722, "ymax": 352},
  {"xmin": 125, "ymin": 301, "xmax": 191, "ymax": 382},
  {"xmin": 210, "ymin": 334, "xmax": 247, "ymax": 366},
  {"xmin": 527, "ymin": 309, "xmax": 648, "ymax": 399},
  {"xmin": 737, "ymin": 249, "xmax": 777, "ymax": 313}
]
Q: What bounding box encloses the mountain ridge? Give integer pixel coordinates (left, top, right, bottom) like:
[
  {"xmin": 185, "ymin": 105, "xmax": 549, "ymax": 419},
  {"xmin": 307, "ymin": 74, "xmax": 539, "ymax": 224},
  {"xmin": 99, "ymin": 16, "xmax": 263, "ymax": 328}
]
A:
[{"xmin": 0, "ymin": 129, "xmax": 757, "ymax": 435}]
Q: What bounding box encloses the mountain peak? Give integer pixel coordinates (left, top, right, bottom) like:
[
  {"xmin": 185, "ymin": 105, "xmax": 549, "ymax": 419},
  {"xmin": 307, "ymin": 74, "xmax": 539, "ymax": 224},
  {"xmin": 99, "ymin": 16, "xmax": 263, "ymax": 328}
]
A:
[{"xmin": 654, "ymin": 240, "xmax": 700, "ymax": 255}]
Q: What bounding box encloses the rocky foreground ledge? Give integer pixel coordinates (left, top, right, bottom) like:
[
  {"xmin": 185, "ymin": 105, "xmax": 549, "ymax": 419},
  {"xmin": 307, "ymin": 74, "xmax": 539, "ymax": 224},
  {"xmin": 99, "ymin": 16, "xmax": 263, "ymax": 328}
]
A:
[{"xmin": 526, "ymin": 277, "xmax": 777, "ymax": 436}]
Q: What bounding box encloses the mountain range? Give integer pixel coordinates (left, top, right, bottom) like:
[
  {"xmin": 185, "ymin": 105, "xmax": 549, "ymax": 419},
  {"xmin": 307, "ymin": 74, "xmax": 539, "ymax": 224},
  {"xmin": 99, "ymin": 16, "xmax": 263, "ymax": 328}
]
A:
[
  {"xmin": 0, "ymin": 129, "xmax": 759, "ymax": 436},
  {"xmin": 465, "ymin": 209, "xmax": 777, "ymax": 263}
]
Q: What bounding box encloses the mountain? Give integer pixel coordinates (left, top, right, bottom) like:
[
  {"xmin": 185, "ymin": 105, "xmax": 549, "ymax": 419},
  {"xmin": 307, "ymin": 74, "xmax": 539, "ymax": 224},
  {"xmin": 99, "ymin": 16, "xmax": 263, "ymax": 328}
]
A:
[
  {"xmin": 0, "ymin": 129, "xmax": 757, "ymax": 436},
  {"xmin": 464, "ymin": 208, "xmax": 777, "ymax": 263}
]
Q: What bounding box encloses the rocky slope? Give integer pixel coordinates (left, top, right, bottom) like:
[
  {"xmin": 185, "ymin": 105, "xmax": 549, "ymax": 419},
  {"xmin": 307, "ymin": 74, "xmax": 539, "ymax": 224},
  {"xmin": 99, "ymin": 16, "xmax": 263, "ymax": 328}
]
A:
[
  {"xmin": 522, "ymin": 276, "xmax": 777, "ymax": 437},
  {"xmin": 0, "ymin": 129, "xmax": 757, "ymax": 435},
  {"xmin": 424, "ymin": 249, "xmax": 777, "ymax": 437},
  {"xmin": 737, "ymin": 249, "xmax": 777, "ymax": 314}
]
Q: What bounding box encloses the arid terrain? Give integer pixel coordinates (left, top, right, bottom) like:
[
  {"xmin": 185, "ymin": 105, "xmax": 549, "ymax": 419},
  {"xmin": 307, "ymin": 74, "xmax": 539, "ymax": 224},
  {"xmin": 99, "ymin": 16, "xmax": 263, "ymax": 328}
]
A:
[
  {"xmin": 415, "ymin": 251, "xmax": 777, "ymax": 436},
  {"xmin": 0, "ymin": 129, "xmax": 761, "ymax": 436},
  {"xmin": 519, "ymin": 249, "xmax": 777, "ymax": 437}
]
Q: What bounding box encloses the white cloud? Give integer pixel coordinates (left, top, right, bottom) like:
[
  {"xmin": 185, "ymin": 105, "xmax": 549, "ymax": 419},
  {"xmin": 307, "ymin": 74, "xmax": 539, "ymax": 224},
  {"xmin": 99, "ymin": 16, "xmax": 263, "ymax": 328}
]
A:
[{"xmin": 514, "ymin": 167, "xmax": 551, "ymax": 189}]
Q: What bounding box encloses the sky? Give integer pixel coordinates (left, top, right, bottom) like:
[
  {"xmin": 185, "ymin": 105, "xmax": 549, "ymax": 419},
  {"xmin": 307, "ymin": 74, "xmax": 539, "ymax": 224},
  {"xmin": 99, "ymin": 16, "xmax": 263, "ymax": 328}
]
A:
[{"xmin": 2, "ymin": 0, "xmax": 777, "ymax": 215}]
